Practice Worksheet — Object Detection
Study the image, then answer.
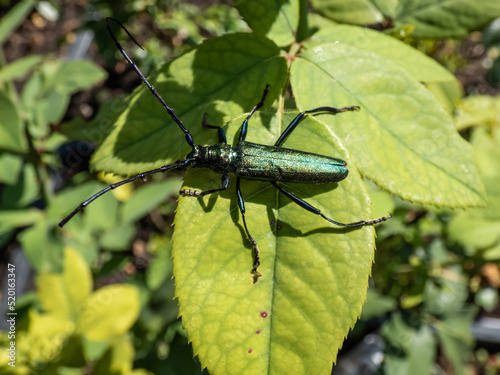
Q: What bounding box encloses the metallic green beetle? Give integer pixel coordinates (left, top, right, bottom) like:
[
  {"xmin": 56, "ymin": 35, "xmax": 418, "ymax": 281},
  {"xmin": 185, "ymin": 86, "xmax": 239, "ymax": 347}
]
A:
[{"xmin": 59, "ymin": 18, "xmax": 391, "ymax": 278}]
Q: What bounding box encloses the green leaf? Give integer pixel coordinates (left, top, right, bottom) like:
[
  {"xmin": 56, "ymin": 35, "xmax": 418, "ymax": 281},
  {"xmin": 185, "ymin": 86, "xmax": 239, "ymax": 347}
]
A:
[
  {"xmin": 291, "ymin": 43, "xmax": 485, "ymax": 208},
  {"xmin": 146, "ymin": 236, "xmax": 172, "ymax": 291},
  {"xmin": 80, "ymin": 337, "xmax": 111, "ymax": 362},
  {"xmin": 475, "ymin": 287, "xmax": 499, "ymax": 312},
  {"xmin": 21, "ymin": 309, "xmax": 79, "ymax": 367},
  {"xmin": 50, "ymin": 181, "xmax": 120, "ymax": 231},
  {"xmin": 308, "ymin": 12, "xmax": 338, "ymax": 31},
  {"xmin": 37, "ymin": 248, "xmax": 92, "ymax": 320},
  {"xmin": 310, "ymin": 0, "xmax": 384, "ymax": 24},
  {"xmin": 483, "ymin": 18, "xmax": 500, "ymax": 48},
  {"xmin": 0, "ymin": 152, "xmax": 23, "ymax": 185},
  {"xmin": 235, "ymin": 0, "xmax": 300, "ymax": 46},
  {"xmin": 449, "ymin": 216, "xmax": 500, "ymax": 250},
  {"xmin": 99, "ymin": 223, "xmax": 135, "ymax": 251},
  {"xmin": 18, "ymin": 219, "xmax": 64, "ymax": 273},
  {"xmin": 20, "ymin": 59, "xmax": 106, "ymax": 132},
  {"xmin": 36, "ymin": 89, "xmax": 70, "ymax": 126},
  {"xmin": 0, "ymin": 91, "xmax": 26, "ymax": 152},
  {"xmin": 423, "ymin": 270, "xmax": 468, "ymax": 315},
  {"xmin": 448, "ymin": 128, "xmax": 500, "ymax": 252},
  {"xmin": 77, "ymin": 284, "xmax": 140, "ymax": 342},
  {"xmin": 483, "ymin": 241, "xmax": 500, "ymax": 260},
  {"xmin": 120, "ymin": 177, "xmax": 182, "ymax": 223},
  {"xmin": 92, "ymin": 32, "xmax": 287, "ymax": 174},
  {"xmin": 425, "ymin": 79, "xmax": 464, "ymax": 113},
  {"xmin": 0, "ymin": 55, "xmax": 42, "ymax": 83},
  {"xmin": 173, "ymin": 112, "xmax": 377, "ymax": 374},
  {"xmin": 0, "ymin": 0, "xmax": 36, "ymax": 44},
  {"xmin": 310, "ymin": 25, "xmax": 456, "ymax": 84},
  {"xmin": 372, "ymin": 0, "xmax": 398, "ymax": 17},
  {"xmin": 393, "ymin": 0, "xmax": 500, "ymax": 38},
  {"xmin": 455, "ymin": 95, "xmax": 500, "ymax": 130},
  {"xmin": 21, "ymin": 65, "xmax": 43, "ymax": 110},
  {"xmin": 361, "ymin": 288, "xmax": 397, "ymax": 319},
  {"xmin": 59, "ymin": 97, "xmax": 124, "ymax": 145},
  {"xmin": 27, "ymin": 60, "xmax": 106, "ymax": 129},
  {"xmin": 435, "ymin": 308, "xmax": 476, "ymax": 375},
  {"xmin": 365, "ymin": 181, "xmax": 396, "ymax": 221},
  {"xmin": 470, "ymin": 127, "xmax": 500, "ymax": 181},
  {"xmin": 382, "ymin": 312, "xmax": 436, "ymax": 375},
  {"xmin": 54, "ymin": 60, "xmax": 107, "ymax": 94},
  {"xmin": 0, "ymin": 209, "xmax": 43, "ymax": 233},
  {"xmin": 93, "ymin": 335, "xmax": 135, "ymax": 375}
]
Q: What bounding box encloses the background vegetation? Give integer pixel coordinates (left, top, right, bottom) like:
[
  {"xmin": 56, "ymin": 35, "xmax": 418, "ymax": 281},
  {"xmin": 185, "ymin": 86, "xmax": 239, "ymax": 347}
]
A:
[{"xmin": 1, "ymin": 0, "xmax": 500, "ymax": 374}]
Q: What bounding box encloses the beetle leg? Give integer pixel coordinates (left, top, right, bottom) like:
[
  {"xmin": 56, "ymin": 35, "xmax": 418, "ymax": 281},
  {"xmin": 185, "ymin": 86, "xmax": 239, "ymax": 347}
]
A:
[
  {"xmin": 275, "ymin": 106, "xmax": 360, "ymax": 147},
  {"xmin": 238, "ymin": 85, "xmax": 270, "ymax": 143},
  {"xmin": 201, "ymin": 113, "xmax": 227, "ymax": 144},
  {"xmin": 236, "ymin": 178, "xmax": 261, "ymax": 279},
  {"xmin": 180, "ymin": 172, "xmax": 230, "ymax": 197},
  {"xmin": 271, "ymin": 181, "xmax": 391, "ymax": 227}
]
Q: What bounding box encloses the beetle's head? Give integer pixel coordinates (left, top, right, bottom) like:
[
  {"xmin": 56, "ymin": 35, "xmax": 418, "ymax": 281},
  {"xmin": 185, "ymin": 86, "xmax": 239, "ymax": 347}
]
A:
[{"xmin": 186, "ymin": 145, "xmax": 208, "ymax": 167}]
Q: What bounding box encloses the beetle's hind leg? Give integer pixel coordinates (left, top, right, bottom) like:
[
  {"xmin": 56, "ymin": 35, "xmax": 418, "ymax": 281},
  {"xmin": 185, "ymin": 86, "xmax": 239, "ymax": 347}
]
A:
[{"xmin": 271, "ymin": 181, "xmax": 391, "ymax": 227}]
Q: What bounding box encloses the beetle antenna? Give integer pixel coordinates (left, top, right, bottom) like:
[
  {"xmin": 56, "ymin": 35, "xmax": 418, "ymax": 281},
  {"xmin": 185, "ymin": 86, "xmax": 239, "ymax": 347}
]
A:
[
  {"xmin": 105, "ymin": 17, "xmax": 196, "ymax": 150},
  {"xmin": 58, "ymin": 159, "xmax": 193, "ymax": 228}
]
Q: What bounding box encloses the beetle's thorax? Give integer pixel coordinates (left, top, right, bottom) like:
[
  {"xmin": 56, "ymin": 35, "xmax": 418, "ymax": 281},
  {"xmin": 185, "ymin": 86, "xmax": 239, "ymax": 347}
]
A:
[{"xmin": 187, "ymin": 144, "xmax": 237, "ymax": 173}]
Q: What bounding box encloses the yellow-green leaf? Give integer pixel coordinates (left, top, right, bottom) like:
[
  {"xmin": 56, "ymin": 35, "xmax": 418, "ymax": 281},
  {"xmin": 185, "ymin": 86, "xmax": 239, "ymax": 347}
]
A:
[
  {"xmin": 37, "ymin": 248, "xmax": 92, "ymax": 320},
  {"xmin": 310, "ymin": 25, "xmax": 456, "ymax": 84},
  {"xmin": 310, "ymin": 0, "xmax": 384, "ymax": 25},
  {"xmin": 291, "ymin": 43, "xmax": 485, "ymax": 208},
  {"xmin": 93, "ymin": 335, "xmax": 135, "ymax": 375},
  {"xmin": 0, "ymin": 91, "xmax": 26, "ymax": 153},
  {"xmin": 173, "ymin": 112, "xmax": 377, "ymax": 374},
  {"xmin": 78, "ymin": 284, "xmax": 140, "ymax": 342},
  {"xmin": 455, "ymin": 95, "xmax": 500, "ymax": 130},
  {"xmin": 393, "ymin": 0, "xmax": 500, "ymax": 38},
  {"xmin": 236, "ymin": 0, "xmax": 300, "ymax": 46}
]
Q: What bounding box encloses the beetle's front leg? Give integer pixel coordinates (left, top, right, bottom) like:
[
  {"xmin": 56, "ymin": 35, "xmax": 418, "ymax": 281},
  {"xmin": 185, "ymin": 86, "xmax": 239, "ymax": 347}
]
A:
[{"xmin": 180, "ymin": 172, "xmax": 229, "ymax": 197}]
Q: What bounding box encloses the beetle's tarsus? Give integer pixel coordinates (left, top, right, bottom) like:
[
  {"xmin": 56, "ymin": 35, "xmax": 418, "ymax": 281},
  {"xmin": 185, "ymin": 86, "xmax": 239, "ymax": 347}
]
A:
[
  {"xmin": 361, "ymin": 212, "xmax": 392, "ymax": 225},
  {"xmin": 252, "ymin": 243, "xmax": 260, "ymax": 271},
  {"xmin": 251, "ymin": 245, "xmax": 262, "ymax": 283},
  {"xmin": 180, "ymin": 189, "xmax": 201, "ymax": 196}
]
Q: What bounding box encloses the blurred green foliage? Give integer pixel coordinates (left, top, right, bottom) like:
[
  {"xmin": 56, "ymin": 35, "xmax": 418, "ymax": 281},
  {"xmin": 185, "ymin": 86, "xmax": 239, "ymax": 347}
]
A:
[{"xmin": 0, "ymin": 0, "xmax": 499, "ymax": 374}]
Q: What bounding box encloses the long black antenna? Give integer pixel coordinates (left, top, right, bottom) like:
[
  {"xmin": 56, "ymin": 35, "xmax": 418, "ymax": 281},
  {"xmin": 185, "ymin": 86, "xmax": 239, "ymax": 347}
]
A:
[
  {"xmin": 59, "ymin": 19, "xmax": 200, "ymax": 228},
  {"xmin": 58, "ymin": 159, "xmax": 193, "ymax": 227},
  {"xmin": 105, "ymin": 17, "xmax": 195, "ymax": 149}
]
